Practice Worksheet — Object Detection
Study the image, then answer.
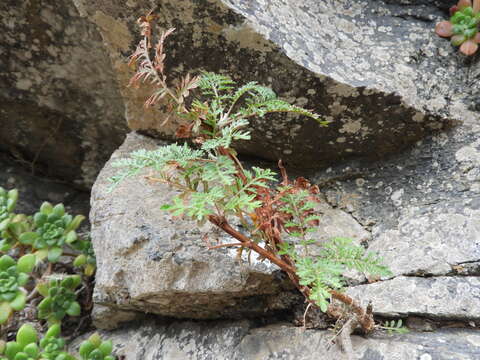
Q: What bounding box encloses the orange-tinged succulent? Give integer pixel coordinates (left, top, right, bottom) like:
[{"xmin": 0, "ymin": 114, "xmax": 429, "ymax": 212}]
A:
[{"xmin": 435, "ymin": 0, "xmax": 480, "ymax": 55}]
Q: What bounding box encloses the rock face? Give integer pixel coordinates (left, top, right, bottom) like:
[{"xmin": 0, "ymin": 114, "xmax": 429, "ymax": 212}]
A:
[
  {"xmin": 312, "ymin": 79, "xmax": 480, "ymax": 327},
  {"xmin": 72, "ymin": 0, "xmax": 478, "ymax": 169},
  {"xmin": 7, "ymin": 0, "xmax": 479, "ymax": 356},
  {"xmin": 0, "ymin": 0, "xmax": 127, "ymax": 188},
  {"xmin": 348, "ymin": 276, "xmax": 480, "ymax": 320},
  {"xmin": 70, "ymin": 320, "xmax": 480, "ymax": 360},
  {"xmin": 90, "ymin": 132, "xmax": 369, "ymax": 327}
]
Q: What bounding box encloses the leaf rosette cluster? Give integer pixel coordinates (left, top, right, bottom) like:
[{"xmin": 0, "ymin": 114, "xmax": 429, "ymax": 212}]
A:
[
  {"xmin": 78, "ymin": 334, "xmax": 114, "ymax": 360},
  {"xmin": 19, "ymin": 203, "xmax": 85, "ymax": 263},
  {"xmin": 0, "ymin": 324, "xmax": 77, "ymax": 360},
  {"xmin": 436, "ymin": 0, "xmax": 480, "ymax": 55},
  {"xmin": 37, "ymin": 275, "xmax": 82, "ymax": 324}
]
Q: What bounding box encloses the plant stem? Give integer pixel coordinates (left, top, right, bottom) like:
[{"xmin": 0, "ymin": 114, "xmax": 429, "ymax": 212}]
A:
[
  {"xmin": 207, "ymin": 213, "xmax": 375, "ymax": 333},
  {"xmin": 208, "ymin": 214, "xmax": 295, "ymax": 274}
]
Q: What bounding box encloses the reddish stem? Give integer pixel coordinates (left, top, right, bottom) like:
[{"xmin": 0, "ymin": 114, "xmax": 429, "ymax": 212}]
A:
[{"xmin": 207, "ymin": 214, "xmax": 375, "ymax": 333}]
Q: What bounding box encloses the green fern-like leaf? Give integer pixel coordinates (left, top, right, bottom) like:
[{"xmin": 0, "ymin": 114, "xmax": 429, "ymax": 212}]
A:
[
  {"xmin": 108, "ymin": 143, "xmax": 204, "ymax": 191},
  {"xmin": 230, "ymin": 82, "xmax": 276, "ymax": 106},
  {"xmin": 320, "ymin": 237, "xmax": 392, "ymax": 278},
  {"xmin": 198, "ymin": 72, "xmax": 235, "ymax": 97},
  {"xmin": 201, "ymin": 156, "xmax": 236, "ymax": 185},
  {"xmin": 239, "ymin": 98, "xmax": 325, "ymax": 124}
]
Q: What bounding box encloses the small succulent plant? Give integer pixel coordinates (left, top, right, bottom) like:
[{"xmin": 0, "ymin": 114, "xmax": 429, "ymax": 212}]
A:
[
  {"xmin": 39, "ymin": 324, "xmax": 76, "ymax": 360},
  {"xmin": 36, "ymin": 275, "xmax": 82, "ymax": 324},
  {"xmin": 72, "ymin": 237, "xmax": 96, "ymax": 277},
  {"xmin": 0, "ymin": 324, "xmax": 39, "ymax": 360},
  {"xmin": 436, "ymin": 0, "xmax": 480, "ymax": 55},
  {"xmin": 78, "ymin": 334, "xmax": 114, "ymax": 360},
  {"xmin": 0, "ymin": 324, "xmax": 76, "ymax": 360},
  {"xmin": 0, "ymin": 187, "xmax": 17, "ymax": 223},
  {"xmin": 0, "ymin": 254, "xmax": 35, "ymax": 324},
  {"xmin": 19, "ymin": 203, "xmax": 85, "ymax": 263},
  {"xmin": 0, "ymin": 188, "xmax": 20, "ymax": 252}
]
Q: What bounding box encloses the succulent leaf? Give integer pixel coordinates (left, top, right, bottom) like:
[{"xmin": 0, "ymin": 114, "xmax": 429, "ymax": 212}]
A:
[
  {"xmin": 9, "ymin": 291, "xmax": 26, "ymax": 311},
  {"xmin": 16, "ymin": 324, "xmax": 37, "ymax": 348},
  {"xmin": 0, "ymin": 302, "xmax": 12, "ymax": 324},
  {"xmin": 460, "ymin": 38, "xmax": 479, "ymax": 54},
  {"xmin": 17, "ymin": 254, "xmax": 36, "ymax": 274}
]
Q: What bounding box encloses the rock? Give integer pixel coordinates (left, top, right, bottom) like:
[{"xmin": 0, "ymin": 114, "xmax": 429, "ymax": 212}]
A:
[
  {"xmin": 0, "ymin": 0, "xmax": 127, "ymax": 188},
  {"xmin": 347, "ymin": 276, "xmax": 480, "ymax": 320},
  {"xmin": 90, "ymin": 132, "xmax": 370, "ymax": 327},
  {"xmin": 91, "ymin": 304, "xmax": 140, "ymax": 330},
  {"xmin": 69, "ymin": 319, "xmax": 480, "ymax": 360},
  {"xmin": 72, "ymin": 0, "xmax": 478, "ymax": 170},
  {"xmin": 367, "ymin": 208, "xmax": 480, "ymax": 277},
  {"xmin": 0, "ymin": 153, "xmax": 90, "ymax": 225},
  {"xmin": 307, "ymin": 79, "xmax": 480, "ymax": 324}
]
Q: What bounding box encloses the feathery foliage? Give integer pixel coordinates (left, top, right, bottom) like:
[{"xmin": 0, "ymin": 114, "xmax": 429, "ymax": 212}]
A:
[{"xmin": 111, "ymin": 12, "xmax": 394, "ymax": 339}]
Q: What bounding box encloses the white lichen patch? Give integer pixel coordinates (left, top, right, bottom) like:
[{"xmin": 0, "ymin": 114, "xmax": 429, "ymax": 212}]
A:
[
  {"xmin": 340, "ymin": 119, "xmax": 362, "ymax": 134},
  {"xmin": 456, "ymin": 145, "xmax": 480, "ymax": 164}
]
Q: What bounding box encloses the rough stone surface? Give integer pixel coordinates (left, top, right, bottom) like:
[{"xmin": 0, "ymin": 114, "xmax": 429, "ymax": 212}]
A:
[
  {"xmin": 70, "ymin": 319, "xmax": 480, "ymax": 360},
  {"xmin": 367, "ymin": 208, "xmax": 480, "ymax": 277},
  {"xmin": 348, "ymin": 276, "xmax": 480, "ymax": 320},
  {"xmin": 0, "ymin": 0, "xmax": 128, "ymax": 188},
  {"xmin": 90, "ymin": 132, "xmax": 370, "ymax": 327},
  {"xmin": 72, "ymin": 0, "xmax": 478, "ymax": 169},
  {"xmin": 309, "ymin": 66, "xmax": 480, "ymax": 323}
]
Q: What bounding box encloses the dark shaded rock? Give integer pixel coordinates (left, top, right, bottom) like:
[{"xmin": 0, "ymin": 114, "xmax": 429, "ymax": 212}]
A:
[
  {"xmin": 0, "ymin": 0, "xmax": 127, "ymax": 188},
  {"xmin": 0, "ymin": 153, "xmax": 90, "ymax": 223}
]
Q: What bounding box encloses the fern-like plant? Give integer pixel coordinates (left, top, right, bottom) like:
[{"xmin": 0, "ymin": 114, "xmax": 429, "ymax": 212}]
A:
[{"xmin": 112, "ymin": 13, "xmax": 392, "ymax": 336}]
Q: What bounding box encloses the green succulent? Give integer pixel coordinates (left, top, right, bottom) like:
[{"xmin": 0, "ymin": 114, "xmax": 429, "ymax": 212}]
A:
[
  {"xmin": 435, "ymin": 0, "xmax": 480, "ymax": 55},
  {"xmin": 0, "ymin": 254, "xmax": 35, "ymax": 324},
  {"xmin": 79, "ymin": 334, "xmax": 114, "ymax": 360},
  {"xmin": 37, "ymin": 275, "xmax": 82, "ymax": 324},
  {"xmin": 0, "ymin": 188, "xmax": 17, "ymax": 223},
  {"xmin": 0, "ymin": 324, "xmax": 39, "ymax": 360},
  {"xmin": 0, "ymin": 188, "xmax": 20, "ymax": 252},
  {"xmin": 0, "ymin": 324, "xmax": 77, "ymax": 360},
  {"xmin": 72, "ymin": 238, "xmax": 96, "ymax": 277},
  {"xmin": 39, "ymin": 324, "xmax": 77, "ymax": 360},
  {"xmin": 19, "ymin": 203, "xmax": 85, "ymax": 263}
]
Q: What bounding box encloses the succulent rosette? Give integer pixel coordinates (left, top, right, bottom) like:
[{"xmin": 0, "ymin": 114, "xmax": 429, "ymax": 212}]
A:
[
  {"xmin": 36, "ymin": 275, "xmax": 82, "ymax": 324},
  {"xmin": 0, "ymin": 324, "xmax": 76, "ymax": 360},
  {"xmin": 436, "ymin": 0, "xmax": 480, "ymax": 55},
  {"xmin": 78, "ymin": 334, "xmax": 114, "ymax": 360},
  {"xmin": 18, "ymin": 202, "xmax": 84, "ymax": 263},
  {"xmin": 0, "ymin": 254, "xmax": 35, "ymax": 324}
]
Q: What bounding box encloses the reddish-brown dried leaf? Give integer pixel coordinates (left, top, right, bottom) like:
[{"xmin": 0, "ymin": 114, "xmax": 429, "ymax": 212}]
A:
[
  {"xmin": 175, "ymin": 123, "xmax": 194, "ymax": 138},
  {"xmin": 435, "ymin": 21, "xmax": 453, "ymax": 38},
  {"xmin": 460, "ymin": 39, "xmax": 479, "ymax": 55}
]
